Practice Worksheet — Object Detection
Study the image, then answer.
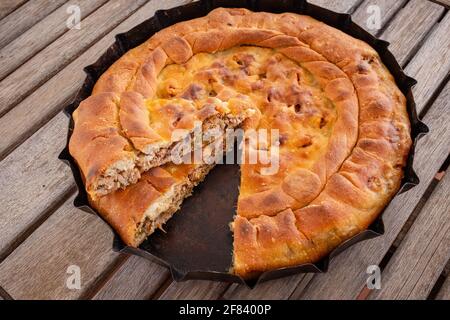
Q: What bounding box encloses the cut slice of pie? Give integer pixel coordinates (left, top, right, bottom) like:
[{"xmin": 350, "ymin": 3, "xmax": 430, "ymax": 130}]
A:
[
  {"xmin": 93, "ymin": 159, "xmax": 214, "ymax": 247},
  {"xmin": 69, "ymin": 8, "xmax": 412, "ymax": 278},
  {"xmin": 69, "ymin": 90, "xmax": 254, "ymax": 199}
]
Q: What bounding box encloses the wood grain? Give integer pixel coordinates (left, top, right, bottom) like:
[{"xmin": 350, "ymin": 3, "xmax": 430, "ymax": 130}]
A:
[
  {"xmin": 0, "ymin": 0, "xmax": 448, "ymax": 300},
  {"xmin": 0, "ymin": 0, "xmax": 28, "ymax": 20},
  {"xmin": 222, "ymin": 274, "xmax": 314, "ymax": 300},
  {"xmin": 93, "ymin": 256, "xmax": 169, "ymax": 300},
  {"xmin": 405, "ymin": 12, "xmax": 450, "ymax": 114},
  {"xmin": 308, "ymin": 0, "xmax": 361, "ymax": 13},
  {"xmin": 156, "ymin": 0, "xmax": 434, "ymax": 300},
  {"xmin": 0, "ymin": 0, "xmax": 147, "ymax": 117},
  {"xmin": 429, "ymin": 0, "xmax": 450, "ymax": 8},
  {"xmin": 220, "ymin": 0, "xmax": 446, "ymax": 300},
  {"xmin": 0, "ymin": 0, "xmax": 66, "ymax": 48},
  {"xmin": 0, "ymin": 0, "xmax": 192, "ymax": 160},
  {"xmin": 290, "ymin": 80, "xmax": 450, "ymax": 300},
  {"xmin": 351, "ymin": 0, "xmax": 407, "ymax": 35},
  {"xmin": 0, "ymin": 113, "xmax": 73, "ymax": 258},
  {"xmin": 158, "ymin": 280, "xmax": 229, "ymax": 300},
  {"xmin": 0, "ymin": 0, "xmax": 193, "ymax": 300},
  {"xmin": 0, "ymin": 0, "xmax": 108, "ymax": 80},
  {"xmin": 0, "ymin": 195, "xmax": 119, "ymax": 300},
  {"xmin": 286, "ymin": 9, "xmax": 450, "ymax": 301},
  {"xmin": 369, "ymin": 171, "xmax": 450, "ymax": 299},
  {"xmin": 0, "ymin": 0, "xmax": 192, "ymax": 259},
  {"xmin": 380, "ymin": 0, "xmax": 444, "ymax": 66},
  {"xmin": 436, "ymin": 276, "xmax": 450, "ymax": 300}
]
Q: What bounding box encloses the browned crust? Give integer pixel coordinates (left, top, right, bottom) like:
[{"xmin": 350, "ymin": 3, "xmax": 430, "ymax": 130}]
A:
[
  {"xmin": 70, "ymin": 91, "xmax": 251, "ymax": 198},
  {"xmin": 237, "ymin": 59, "xmax": 359, "ymax": 219},
  {"xmin": 91, "ymin": 164, "xmax": 212, "ymax": 247},
  {"xmin": 69, "ymin": 92, "xmax": 138, "ymax": 196},
  {"xmin": 69, "ymin": 8, "xmax": 411, "ymax": 277}
]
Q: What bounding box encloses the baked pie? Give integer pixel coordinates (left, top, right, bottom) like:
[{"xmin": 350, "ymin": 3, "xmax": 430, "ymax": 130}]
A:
[{"xmin": 69, "ymin": 8, "xmax": 412, "ymax": 278}]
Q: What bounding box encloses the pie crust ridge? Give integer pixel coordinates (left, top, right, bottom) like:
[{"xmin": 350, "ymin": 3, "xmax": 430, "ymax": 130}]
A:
[{"xmin": 68, "ymin": 8, "xmax": 412, "ymax": 278}]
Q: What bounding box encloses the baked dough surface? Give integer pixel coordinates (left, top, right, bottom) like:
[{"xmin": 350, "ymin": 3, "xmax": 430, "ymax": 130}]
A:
[{"xmin": 69, "ymin": 8, "xmax": 411, "ymax": 278}]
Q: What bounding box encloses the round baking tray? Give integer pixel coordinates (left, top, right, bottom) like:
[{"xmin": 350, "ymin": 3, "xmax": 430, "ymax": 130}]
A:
[{"xmin": 59, "ymin": 0, "xmax": 429, "ymax": 288}]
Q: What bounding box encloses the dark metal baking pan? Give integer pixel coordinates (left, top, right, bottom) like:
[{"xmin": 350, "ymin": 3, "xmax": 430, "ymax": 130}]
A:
[{"xmin": 59, "ymin": 0, "xmax": 429, "ymax": 288}]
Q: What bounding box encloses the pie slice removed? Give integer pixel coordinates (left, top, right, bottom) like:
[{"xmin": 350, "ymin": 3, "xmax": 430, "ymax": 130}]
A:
[{"xmin": 68, "ymin": 8, "xmax": 412, "ymax": 278}]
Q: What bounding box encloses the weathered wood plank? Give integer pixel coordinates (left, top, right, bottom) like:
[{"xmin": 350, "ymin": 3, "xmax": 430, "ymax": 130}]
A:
[
  {"xmin": 436, "ymin": 276, "xmax": 450, "ymax": 300},
  {"xmin": 158, "ymin": 280, "xmax": 229, "ymax": 300},
  {"xmin": 0, "ymin": 0, "xmax": 444, "ymax": 300},
  {"xmin": 157, "ymin": 0, "xmax": 422, "ymax": 300},
  {"xmin": 0, "ymin": 0, "xmax": 108, "ymax": 80},
  {"xmin": 0, "ymin": 113, "xmax": 73, "ymax": 258},
  {"xmin": 0, "ymin": 196, "xmax": 119, "ymax": 300},
  {"xmin": 429, "ymin": 0, "xmax": 450, "ymax": 8},
  {"xmin": 290, "ymin": 80, "xmax": 450, "ymax": 300},
  {"xmin": 351, "ymin": 0, "xmax": 407, "ymax": 35},
  {"xmin": 156, "ymin": 0, "xmax": 362, "ymax": 300},
  {"xmin": 0, "ymin": 0, "xmax": 194, "ymax": 300},
  {"xmin": 222, "ymin": 274, "xmax": 314, "ymax": 300},
  {"xmin": 285, "ymin": 10, "xmax": 450, "ymax": 300},
  {"xmin": 92, "ymin": 256, "xmax": 169, "ymax": 300},
  {"xmin": 380, "ymin": 0, "xmax": 444, "ymax": 66},
  {"xmin": 369, "ymin": 171, "xmax": 450, "ymax": 299},
  {"xmin": 0, "ymin": 0, "xmax": 66, "ymax": 48},
  {"xmin": 308, "ymin": 0, "xmax": 361, "ymax": 13},
  {"xmin": 0, "ymin": 0, "xmax": 28, "ymax": 20},
  {"xmin": 0, "ymin": 0, "xmax": 192, "ymax": 259},
  {"xmin": 405, "ymin": 12, "xmax": 450, "ymax": 114},
  {"xmin": 0, "ymin": 0, "xmax": 190, "ymax": 159},
  {"xmin": 0, "ymin": 0, "xmax": 147, "ymax": 117},
  {"xmin": 221, "ymin": 0, "xmax": 446, "ymax": 300}
]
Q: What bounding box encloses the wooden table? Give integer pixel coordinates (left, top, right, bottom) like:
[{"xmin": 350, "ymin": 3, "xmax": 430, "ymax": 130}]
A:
[{"xmin": 0, "ymin": 0, "xmax": 448, "ymax": 300}]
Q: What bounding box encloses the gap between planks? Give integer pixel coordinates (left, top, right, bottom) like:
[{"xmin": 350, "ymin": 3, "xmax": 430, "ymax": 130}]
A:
[
  {"xmin": 0, "ymin": 0, "xmax": 194, "ymax": 300},
  {"xmin": 0, "ymin": 284, "xmax": 14, "ymax": 300},
  {"xmin": 434, "ymin": 260, "xmax": 450, "ymax": 299},
  {"xmin": 290, "ymin": 79, "xmax": 450, "ymax": 300},
  {"xmin": 428, "ymin": 0, "xmax": 450, "ymax": 9},
  {"xmin": 0, "ymin": 0, "xmax": 28, "ymax": 21},
  {"xmin": 0, "ymin": 0, "xmax": 184, "ymax": 162},
  {"xmin": 0, "ymin": 0, "xmax": 148, "ymax": 118},
  {"xmin": 154, "ymin": 0, "xmax": 450, "ymax": 300},
  {"xmin": 89, "ymin": 0, "xmax": 369, "ymax": 300},
  {"xmin": 0, "ymin": 0, "xmax": 67, "ymax": 49},
  {"xmin": 0, "ymin": 0, "xmax": 448, "ymax": 300},
  {"xmin": 357, "ymin": 163, "xmax": 449, "ymax": 299},
  {"xmin": 0, "ymin": 0, "xmax": 109, "ymax": 82},
  {"xmin": 368, "ymin": 169, "xmax": 450, "ymax": 299}
]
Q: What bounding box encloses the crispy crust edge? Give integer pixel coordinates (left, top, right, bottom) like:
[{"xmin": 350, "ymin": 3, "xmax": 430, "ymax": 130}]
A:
[{"xmin": 69, "ymin": 8, "xmax": 411, "ymax": 277}]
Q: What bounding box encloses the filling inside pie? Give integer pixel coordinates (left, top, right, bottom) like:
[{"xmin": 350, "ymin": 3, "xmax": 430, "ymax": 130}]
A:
[{"xmin": 69, "ymin": 8, "xmax": 412, "ymax": 279}]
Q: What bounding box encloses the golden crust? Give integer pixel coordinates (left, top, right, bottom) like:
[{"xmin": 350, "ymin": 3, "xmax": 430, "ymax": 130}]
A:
[
  {"xmin": 69, "ymin": 92, "xmax": 138, "ymax": 195},
  {"xmin": 69, "ymin": 8, "xmax": 411, "ymax": 277},
  {"xmin": 91, "ymin": 163, "xmax": 211, "ymax": 247},
  {"xmin": 92, "ymin": 168, "xmax": 167, "ymax": 247}
]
